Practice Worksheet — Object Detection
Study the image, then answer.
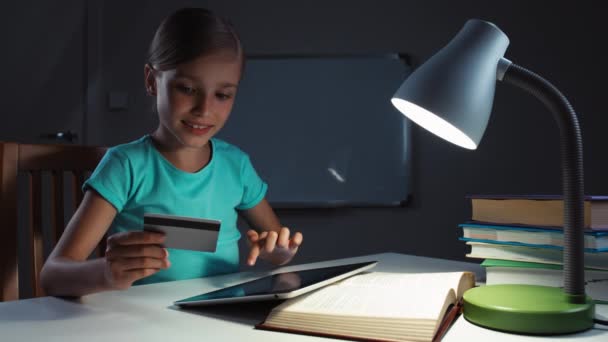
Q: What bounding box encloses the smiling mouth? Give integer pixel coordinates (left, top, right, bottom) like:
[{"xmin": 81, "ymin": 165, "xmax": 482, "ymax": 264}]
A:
[{"xmin": 182, "ymin": 120, "xmax": 211, "ymax": 129}]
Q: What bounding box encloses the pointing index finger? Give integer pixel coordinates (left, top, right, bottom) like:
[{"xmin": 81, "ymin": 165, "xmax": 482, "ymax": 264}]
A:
[{"xmin": 248, "ymin": 244, "xmax": 260, "ymax": 266}]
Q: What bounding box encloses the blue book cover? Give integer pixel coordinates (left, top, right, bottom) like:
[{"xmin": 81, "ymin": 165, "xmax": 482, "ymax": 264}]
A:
[
  {"xmin": 459, "ymin": 223, "xmax": 608, "ymax": 253},
  {"xmin": 459, "ymin": 222, "xmax": 608, "ymax": 236}
]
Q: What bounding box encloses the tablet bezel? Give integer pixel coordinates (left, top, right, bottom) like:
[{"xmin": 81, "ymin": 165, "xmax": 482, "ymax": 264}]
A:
[{"xmin": 173, "ymin": 260, "xmax": 378, "ymax": 307}]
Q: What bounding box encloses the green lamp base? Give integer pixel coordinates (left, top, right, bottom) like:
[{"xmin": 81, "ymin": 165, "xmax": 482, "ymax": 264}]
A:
[{"xmin": 463, "ymin": 284, "xmax": 595, "ymax": 334}]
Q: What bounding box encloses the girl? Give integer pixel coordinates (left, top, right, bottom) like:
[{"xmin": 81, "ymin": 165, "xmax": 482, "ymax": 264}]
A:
[{"xmin": 41, "ymin": 7, "xmax": 303, "ymax": 296}]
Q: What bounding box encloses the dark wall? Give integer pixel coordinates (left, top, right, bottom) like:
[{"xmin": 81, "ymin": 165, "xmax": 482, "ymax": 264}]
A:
[
  {"xmin": 197, "ymin": 0, "xmax": 604, "ymax": 266},
  {"xmin": 0, "ymin": 1, "xmax": 84, "ymax": 143},
  {"xmin": 3, "ymin": 1, "xmax": 607, "ymax": 274}
]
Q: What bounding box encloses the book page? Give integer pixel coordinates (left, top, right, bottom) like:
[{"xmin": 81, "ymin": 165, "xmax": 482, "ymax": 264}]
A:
[{"xmin": 274, "ymin": 272, "xmax": 470, "ymax": 320}]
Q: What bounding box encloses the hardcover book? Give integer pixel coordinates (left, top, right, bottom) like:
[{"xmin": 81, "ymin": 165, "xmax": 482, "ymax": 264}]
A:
[
  {"xmin": 465, "ymin": 241, "xmax": 608, "ymax": 270},
  {"xmin": 256, "ymin": 271, "xmax": 475, "ymax": 342},
  {"xmin": 467, "ymin": 194, "xmax": 608, "ymax": 230},
  {"xmin": 459, "ymin": 222, "xmax": 608, "ymax": 252}
]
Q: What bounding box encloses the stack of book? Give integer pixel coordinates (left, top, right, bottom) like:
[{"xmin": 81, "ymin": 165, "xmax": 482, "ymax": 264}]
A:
[{"xmin": 460, "ymin": 194, "xmax": 608, "ymax": 302}]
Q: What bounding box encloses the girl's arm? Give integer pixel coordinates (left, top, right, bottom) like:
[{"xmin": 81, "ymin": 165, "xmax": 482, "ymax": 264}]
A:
[
  {"xmin": 240, "ymin": 198, "xmax": 282, "ymax": 232},
  {"xmin": 240, "ymin": 199, "xmax": 303, "ymax": 266},
  {"xmin": 41, "ymin": 190, "xmax": 168, "ymax": 297},
  {"xmin": 41, "ymin": 191, "xmax": 118, "ymax": 296}
]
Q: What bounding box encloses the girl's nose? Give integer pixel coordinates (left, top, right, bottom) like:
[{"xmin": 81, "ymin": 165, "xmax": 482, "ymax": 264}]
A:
[{"xmin": 192, "ymin": 95, "xmax": 211, "ymax": 117}]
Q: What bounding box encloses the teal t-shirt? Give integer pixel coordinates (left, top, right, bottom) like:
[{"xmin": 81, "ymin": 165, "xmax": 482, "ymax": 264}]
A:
[{"xmin": 83, "ymin": 135, "xmax": 267, "ymax": 284}]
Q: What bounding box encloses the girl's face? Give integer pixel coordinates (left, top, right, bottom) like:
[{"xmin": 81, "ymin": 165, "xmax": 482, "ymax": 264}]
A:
[{"xmin": 146, "ymin": 51, "xmax": 242, "ymax": 149}]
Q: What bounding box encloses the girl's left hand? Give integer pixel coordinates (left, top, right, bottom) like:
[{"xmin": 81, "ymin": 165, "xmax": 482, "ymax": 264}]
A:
[{"xmin": 246, "ymin": 227, "xmax": 303, "ymax": 266}]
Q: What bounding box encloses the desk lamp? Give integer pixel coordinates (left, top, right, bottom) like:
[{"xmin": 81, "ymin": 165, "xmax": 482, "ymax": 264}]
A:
[{"xmin": 391, "ymin": 19, "xmax": 594, "ymax": 334}]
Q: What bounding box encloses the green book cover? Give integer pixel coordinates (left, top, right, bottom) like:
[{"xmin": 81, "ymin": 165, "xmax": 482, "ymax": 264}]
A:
[
  {"xmin": 481, "ymin": 259, "xmax": 608, "ymax": 303},
  {"xmin": 481, "ymin": 259, "xmax": 607, "ymax": 271}
]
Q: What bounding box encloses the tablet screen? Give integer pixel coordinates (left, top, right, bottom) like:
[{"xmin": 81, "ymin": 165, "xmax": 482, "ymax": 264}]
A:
[{"xmin": 174, "ymin": 261, "xmax": 377, "ymax": 306}]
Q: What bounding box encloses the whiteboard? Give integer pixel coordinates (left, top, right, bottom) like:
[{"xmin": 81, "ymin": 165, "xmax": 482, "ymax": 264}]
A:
[{"xmin": 217, "ymin": 55, "xmax": 412, "ymax": 207}]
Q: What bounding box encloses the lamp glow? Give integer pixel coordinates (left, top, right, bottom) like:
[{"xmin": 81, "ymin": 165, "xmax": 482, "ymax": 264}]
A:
[{"xmin": 391, "ymin": 98, "xmax": 477, "ymax": 150}]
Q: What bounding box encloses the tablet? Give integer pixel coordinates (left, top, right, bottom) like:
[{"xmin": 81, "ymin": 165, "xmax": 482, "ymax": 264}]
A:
[{"xmin": 174, "ymin": 260, "xmax": 377, "ymax": 307}]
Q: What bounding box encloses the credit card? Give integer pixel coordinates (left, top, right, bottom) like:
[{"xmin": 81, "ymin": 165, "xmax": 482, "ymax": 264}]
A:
[{"xmin": 143, "ymin": 213, "xmax": 220, "ymax": 252}]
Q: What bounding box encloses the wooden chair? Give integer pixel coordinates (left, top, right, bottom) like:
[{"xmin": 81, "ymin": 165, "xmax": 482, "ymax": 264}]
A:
[{"xmin": 0, "ymin": 142, "xmax": 107, "ymax": 301}]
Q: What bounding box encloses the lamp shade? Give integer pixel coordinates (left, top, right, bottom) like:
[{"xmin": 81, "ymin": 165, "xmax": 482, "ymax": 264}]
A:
[{"xmin": 391, "ymin": 19, "xmax": 509, "ymax": 149}]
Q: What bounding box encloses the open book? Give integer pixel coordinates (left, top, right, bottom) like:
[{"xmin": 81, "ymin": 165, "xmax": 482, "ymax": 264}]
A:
[{"xmin": 256, "ymin": 271, "xmax": 475, "ymax": 342}]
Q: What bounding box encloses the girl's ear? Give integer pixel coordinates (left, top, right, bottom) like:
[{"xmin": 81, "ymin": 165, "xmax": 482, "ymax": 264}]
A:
[{"xmin": 144, "ymin": 64, "xmax": 157, "ymax": 96}]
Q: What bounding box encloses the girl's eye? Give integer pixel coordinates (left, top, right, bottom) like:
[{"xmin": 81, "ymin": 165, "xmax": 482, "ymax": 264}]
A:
[
  {"xmin": 177, "ymin": 85, "xmax": 196, "ymax": 95},
  {"xmin": 216, "ymin": 93, "xmax": 233, "ymax": 101}
]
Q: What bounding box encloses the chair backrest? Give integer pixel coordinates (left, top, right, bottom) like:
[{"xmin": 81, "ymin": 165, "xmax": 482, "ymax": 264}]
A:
[{"xmin": 0, "ymin": 141, "xmax": 107, "ymax": 301}]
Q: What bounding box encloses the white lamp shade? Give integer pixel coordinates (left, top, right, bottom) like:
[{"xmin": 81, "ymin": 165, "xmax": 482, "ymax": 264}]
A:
[{"xmin": 391, "ymin": 19, "xmax": 510, "ymax": 149}]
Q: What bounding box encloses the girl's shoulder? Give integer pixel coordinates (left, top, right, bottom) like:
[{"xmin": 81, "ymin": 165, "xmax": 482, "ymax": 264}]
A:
[
  {"xmin": 211, "ymin": 138, "xmax": 249, "ymax": 159},
  {"xmin": 105, "ymin": 135, "xmax": 151, "ymax": 162},
  {"xmin": 211, "ymin": 138, "xmax": 257, "ymax": 172}
]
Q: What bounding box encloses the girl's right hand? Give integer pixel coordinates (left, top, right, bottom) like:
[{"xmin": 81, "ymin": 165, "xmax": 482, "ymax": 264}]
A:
[{"xmin": 103, "ymin": 231, "xmax": 171, "ymax": 290}]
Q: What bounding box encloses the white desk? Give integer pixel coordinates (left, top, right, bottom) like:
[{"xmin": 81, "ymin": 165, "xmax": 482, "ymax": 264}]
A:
[{"xmin": 1, "ymin": 253, "xmax": 606, "ymax": 341}]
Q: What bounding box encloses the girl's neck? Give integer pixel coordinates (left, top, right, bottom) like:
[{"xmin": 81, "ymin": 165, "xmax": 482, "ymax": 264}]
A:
[{"xmin": 150, "ymin": 131, "xmax": 211, "ymax": 173}]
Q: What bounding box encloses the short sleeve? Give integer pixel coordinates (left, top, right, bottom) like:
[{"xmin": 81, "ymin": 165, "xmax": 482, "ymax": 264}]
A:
[
  {"xmin": 236, "ymin": 154, "xmax": 268, "ymax": 210},
  {"xmin": 82, "ymin": 149, "xmax": 132, "ymax": 212}
]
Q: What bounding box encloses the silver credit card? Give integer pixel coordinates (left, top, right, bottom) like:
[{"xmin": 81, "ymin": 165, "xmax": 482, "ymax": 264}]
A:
[{"xmin": 143, "ymin": 213, "xmax": 220, "ymax": 252}]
